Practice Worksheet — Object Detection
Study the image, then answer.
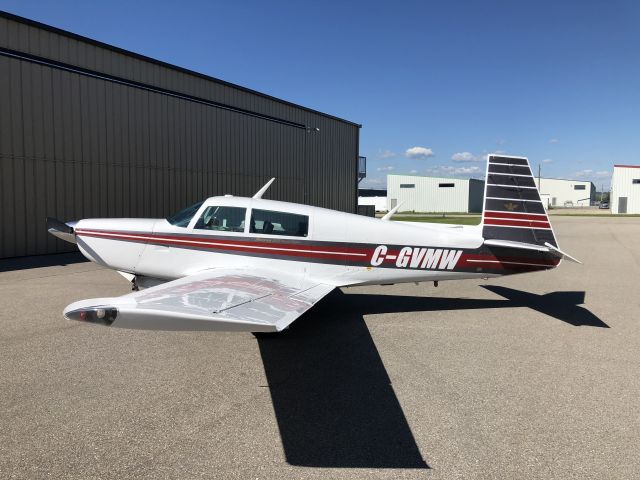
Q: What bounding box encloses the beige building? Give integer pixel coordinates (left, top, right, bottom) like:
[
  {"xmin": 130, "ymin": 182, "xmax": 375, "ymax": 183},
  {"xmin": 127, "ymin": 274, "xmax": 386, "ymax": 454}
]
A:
[
  {"xmin": 387, "ymin": 175, "xmax": 484, "ymax": 213},
  {"xmin": 533, "ymin": 177, "xmax": 595, "ymax": 207}
]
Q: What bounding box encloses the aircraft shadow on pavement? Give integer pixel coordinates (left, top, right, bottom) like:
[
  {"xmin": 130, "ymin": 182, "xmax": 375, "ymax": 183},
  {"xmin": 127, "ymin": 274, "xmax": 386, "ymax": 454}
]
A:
[
  {"xmin": 257, "ymin": 286, "xmax": 607, "ymax": 468},
  {"xmin": 256, "ymin": 289, "xmax": 430, "ymax": 469},
  {"xmin": 0, "ymin": 251, "xmax": 87, "ymax": 273},
  {"xmin": 481, "ymin": 286, "xmax": 609, "ymax": 328},
  {"xmin": 338, "ymin": 286, "xmax": 608, "ymax": 328}
]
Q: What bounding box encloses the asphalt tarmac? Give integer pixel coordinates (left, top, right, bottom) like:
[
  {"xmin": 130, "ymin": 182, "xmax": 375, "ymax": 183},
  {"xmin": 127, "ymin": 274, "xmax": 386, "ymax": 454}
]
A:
[{"xmin": 1, "ymin": 216, "xmax": 639, "ymax": 479}]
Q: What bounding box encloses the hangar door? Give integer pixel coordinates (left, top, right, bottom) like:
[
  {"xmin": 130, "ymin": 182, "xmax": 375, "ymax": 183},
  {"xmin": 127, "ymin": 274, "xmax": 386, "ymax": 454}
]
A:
[{"xmin": 618, "ymin": 197, "xmax": 628, "ymax": 214}]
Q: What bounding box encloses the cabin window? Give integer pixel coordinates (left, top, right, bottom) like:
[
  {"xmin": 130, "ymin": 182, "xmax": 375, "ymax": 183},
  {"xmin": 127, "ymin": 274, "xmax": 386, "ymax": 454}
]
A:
[
  {"xmin": 250, "ymin": 209, "xmax": 309, "ymax": 237},
  {"xmin": 400, "ymin": 184, "xmax": 415, "ymax": 188},
  {"xmin": 194, "ymin": 206, "xmax": 246, "ymax": 232},
  {"xmin": 633, "ymin": 179, "xmax": 640, "ymax": 184},
  {"xmin": 166, "ymin": 201, "xmax": 204, "ymax": 227},
  {"xmin": 439, "ymin": 183, "xmax": 455, "ymax": 188},
  {"xmin": 574, "ymin": 185, "xmax": 586, "ymax": 190}
]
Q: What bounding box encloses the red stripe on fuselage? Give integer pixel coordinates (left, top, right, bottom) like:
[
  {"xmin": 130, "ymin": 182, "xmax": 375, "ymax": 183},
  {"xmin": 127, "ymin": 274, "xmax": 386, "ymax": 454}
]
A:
[
  {"xmin": 75, "ymin": 229, "xmax": 559, "ymax": 272},
  {"xmin": 75, "ymin": 229, "xmax": 371, "ymax": 260},
  {"xmin": 462, "ymin": 253, "xmax": 559, "ymax": 265},
  {"xmin": 459, "ymin": 252, "xmax": 559, "ymax": 269}
]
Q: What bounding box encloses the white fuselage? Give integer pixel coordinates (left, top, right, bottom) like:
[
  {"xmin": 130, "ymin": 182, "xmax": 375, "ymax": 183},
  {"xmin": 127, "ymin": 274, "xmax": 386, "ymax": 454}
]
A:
[{"xmin": 72, "ymin": 196, "xmax": 492, "ymax": 288}]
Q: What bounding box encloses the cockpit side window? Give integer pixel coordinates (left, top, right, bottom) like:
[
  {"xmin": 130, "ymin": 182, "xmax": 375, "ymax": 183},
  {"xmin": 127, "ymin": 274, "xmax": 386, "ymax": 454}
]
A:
[
  {"xmin": 250, "ymin": 209, "xmax": 309, "ymax": 237},
  {"xmin": 194, "ymin": 206, "xmax": 247, "ymax": 232},
  {"xmin": 166, "ymin": 202, "xmax": 204, "ymax": 227}
]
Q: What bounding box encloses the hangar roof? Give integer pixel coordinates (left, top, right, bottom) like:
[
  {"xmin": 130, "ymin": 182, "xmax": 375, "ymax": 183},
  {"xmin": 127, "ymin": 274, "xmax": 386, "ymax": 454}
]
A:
[{"xmin": 0, "ymin": 10, "xmax": 361, "ymax": 128}]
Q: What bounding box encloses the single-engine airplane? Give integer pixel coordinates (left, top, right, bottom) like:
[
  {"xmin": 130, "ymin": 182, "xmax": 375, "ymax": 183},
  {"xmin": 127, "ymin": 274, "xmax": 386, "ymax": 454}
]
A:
[{"xmin": 47, "ymin": 155, "xmax": 580, "ymax": 332}]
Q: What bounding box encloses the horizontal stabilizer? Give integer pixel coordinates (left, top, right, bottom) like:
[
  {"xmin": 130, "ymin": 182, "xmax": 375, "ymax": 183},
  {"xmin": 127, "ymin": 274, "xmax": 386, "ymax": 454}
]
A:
[
  {"xmin": 544, "ymin": 242, "xmax": 582, "ymax": 264},
  {"xmin": 483, "ymin": 238, "xmax": 581, "ymax": 264},
  {"xmin": 483, "ymin": 238, "xmax": 550, "ymax": 252}
]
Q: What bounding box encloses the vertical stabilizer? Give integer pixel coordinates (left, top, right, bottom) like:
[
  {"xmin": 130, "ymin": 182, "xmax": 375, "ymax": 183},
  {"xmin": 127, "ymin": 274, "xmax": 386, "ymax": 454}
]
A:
[{"xmin": 482, "ymin": 155, "xmax": 558, "ymax": 247}]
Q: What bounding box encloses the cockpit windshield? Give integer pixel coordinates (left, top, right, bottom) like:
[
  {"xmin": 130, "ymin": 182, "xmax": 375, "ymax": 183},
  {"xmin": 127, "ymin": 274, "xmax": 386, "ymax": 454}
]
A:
[{"xmin": 166, "ymin": 201, "xmax": 204, "ymax": 227}]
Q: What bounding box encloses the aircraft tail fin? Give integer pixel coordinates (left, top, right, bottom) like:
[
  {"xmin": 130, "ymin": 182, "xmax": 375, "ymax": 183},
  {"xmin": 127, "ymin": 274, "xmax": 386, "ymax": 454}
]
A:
[{"xmin": 481, "ymin": 155, "xmax": 558, "ymax": 248}]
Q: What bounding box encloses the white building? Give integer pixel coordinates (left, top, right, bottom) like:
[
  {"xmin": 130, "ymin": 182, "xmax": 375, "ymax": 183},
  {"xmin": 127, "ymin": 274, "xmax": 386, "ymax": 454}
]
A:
[
  {"xmin": 387, "ymin": 175, "xmax": 484, "ymax": 213},
  {"xmin": 358, "ymin": 196, "xmax": 388, "ymax": 212},
  {"xmin": 358, "ymin": 188, "xmax": 388, "ymax": 212},
  {"xmin": 533, "ymin": 177, "xmax": 595, "ymax": 207},
  {"xmin": 611, "ymin": 165, "xmax": 640, "ymax": 214}
]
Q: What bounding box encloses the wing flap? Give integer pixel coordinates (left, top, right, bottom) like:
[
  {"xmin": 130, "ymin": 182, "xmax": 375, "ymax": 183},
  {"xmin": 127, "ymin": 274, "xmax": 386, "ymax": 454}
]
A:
[
  {"xmin": 64, "ymin": 269, "xmax": 334, "ymax": 332},
  {"xmin": 223, "ymin": 283, "xmax": 335, "ymax": 331}
]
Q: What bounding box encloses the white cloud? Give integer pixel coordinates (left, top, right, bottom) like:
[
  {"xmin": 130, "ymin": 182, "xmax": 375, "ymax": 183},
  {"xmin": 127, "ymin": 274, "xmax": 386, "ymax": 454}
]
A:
[
  {"xmin": 405, "ymin": 146, "xmax": 434, "ymax": 159},
  {"xmin": 377, "ymin": 149, "xmax": 396, "ymax": 159},
  {"xmin": 549, "ymin": 138, "xmax": 559, "ymax": 144},
  {"xmin": 425, "ymin": 165, "xmax": 482, "ymax": 177},
  {"xmin": 451, "ymin": 151, "xmax": 477, "ymax": 162},
  {"xmin": 362, "ymin": 177, "xmax": 385, "ymax": 186},
  {"xmin": 377, "ymin": 165, "xmax": 395, "ymax": 172},
  {"xmin": 574, "ymin": 169, "xmax": 611, "ymax": 179},
  {"xmin": 574, "ymin": 169, "xmax": 593, "ymax": 178},
  {"xmin": 410, "ymin": 169, "xmax": 418, "ymax": 174},
  {"xmin": 452, "ymin": 166, "xmax": 482, "ymax": 175},
  {"xmin": 451, "ymin": 151, "xmax": 505, "ymax": 162},
  {"xmin": 496, "ymin": 138, "xmax": 506, "ymax": 145},
  {"xmin": 542, "ymin": 158, "xmax": 553, "ymax": 164}
]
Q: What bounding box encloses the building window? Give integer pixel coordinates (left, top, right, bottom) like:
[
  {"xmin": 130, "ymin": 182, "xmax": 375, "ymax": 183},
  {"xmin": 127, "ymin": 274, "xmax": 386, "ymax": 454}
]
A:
[
  {"xmin": 574, "ymin": 185, "xmax": 586, "ymax": 190},
  {"xmin": 194, "ymin": 206, "xmax": 246, "ymax": 232},
  {"xmin": 399, "ymin": 184, "xmax": 415, "ymax": 188},
  {"xmin": 633, "ymin": 179, "xmax": 640, "ymax": 184},
  {"xmin": 439, "ymin": 183, "xmax": 455, "ymax": 188},
  {"xmin": 250, "ymin": 209, "xmax": 309, "ymax": 237}
]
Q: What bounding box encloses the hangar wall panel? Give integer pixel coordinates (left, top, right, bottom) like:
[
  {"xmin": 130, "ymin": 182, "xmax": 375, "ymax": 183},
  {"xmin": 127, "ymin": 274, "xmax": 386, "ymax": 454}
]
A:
[{"xmin": 0, "ymin": 12, "xmax": 360, "ymax": 258}]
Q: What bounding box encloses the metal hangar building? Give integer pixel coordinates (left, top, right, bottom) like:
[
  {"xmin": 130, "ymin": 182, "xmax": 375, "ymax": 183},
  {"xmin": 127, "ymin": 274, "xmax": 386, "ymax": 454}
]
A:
[
  {"xmin": 0, "ymin": 11, "xmax": 361, "ymax": 259},
  {"xmin": 533, "ymin": 177, "xmax": 595, "ymax": 208},
  {"xmin": 611, "ymin": 165, "xmax": 640, "ymax": 214},
  {"xmin": 386, "ymin": 174, "xmax": 485, "ymax": 213}
]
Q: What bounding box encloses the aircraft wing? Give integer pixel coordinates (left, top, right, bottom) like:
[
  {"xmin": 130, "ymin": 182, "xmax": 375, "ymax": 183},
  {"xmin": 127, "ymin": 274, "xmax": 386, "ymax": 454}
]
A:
[{"xmin": 63, "ymin": 269, "xmax": 335, "ymax": 332}]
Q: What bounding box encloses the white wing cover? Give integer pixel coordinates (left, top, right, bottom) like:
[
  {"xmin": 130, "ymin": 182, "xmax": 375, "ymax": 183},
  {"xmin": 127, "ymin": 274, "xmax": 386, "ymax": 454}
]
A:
[{"xmin": 64, "ymin": 269, "xmax": 334, "ymax": 332}]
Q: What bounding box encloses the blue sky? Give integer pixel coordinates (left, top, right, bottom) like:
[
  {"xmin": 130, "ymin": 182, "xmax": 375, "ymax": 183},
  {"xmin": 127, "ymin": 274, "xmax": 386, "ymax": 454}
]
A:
[{"xmin": 3, "ymin": 0, "xmax": 639, "ymax": 190}]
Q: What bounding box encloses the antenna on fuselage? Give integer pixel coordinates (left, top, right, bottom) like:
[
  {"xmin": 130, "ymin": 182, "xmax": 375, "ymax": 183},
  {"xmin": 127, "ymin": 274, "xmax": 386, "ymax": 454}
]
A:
[
  {"xmin": 380, "ymin": 201, "xmax": 404, "ymax": 221},
  {"xmin": 253, "ymin": 178, "xmax": 276, "ymax": 199}
]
